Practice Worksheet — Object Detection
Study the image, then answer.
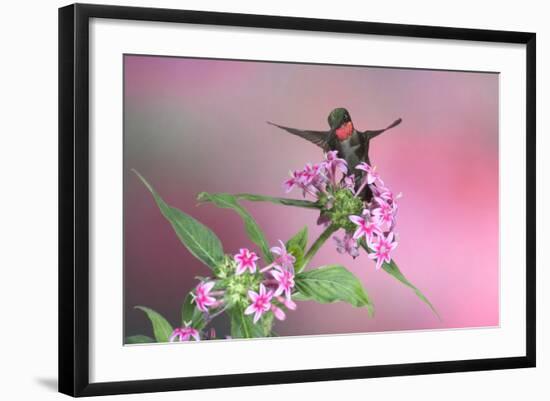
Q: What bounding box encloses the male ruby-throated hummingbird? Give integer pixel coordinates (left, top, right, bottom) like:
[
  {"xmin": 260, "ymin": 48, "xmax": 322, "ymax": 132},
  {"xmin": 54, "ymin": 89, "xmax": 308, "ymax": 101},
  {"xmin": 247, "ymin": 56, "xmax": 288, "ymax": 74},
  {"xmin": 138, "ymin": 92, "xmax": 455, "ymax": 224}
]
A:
[{"xmin": 268, "ymin": 107, "xmax": 402, "ymax": 200}]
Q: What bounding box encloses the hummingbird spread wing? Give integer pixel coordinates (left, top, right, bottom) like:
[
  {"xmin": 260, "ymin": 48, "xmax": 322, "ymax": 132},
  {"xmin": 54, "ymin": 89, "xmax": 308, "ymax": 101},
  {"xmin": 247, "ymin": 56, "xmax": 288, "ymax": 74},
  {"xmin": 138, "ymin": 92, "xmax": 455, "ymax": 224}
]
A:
[
  {"xmin": 362, "ymin": 118, "xmax": 402, "ymax": 140},
  {"xmin": 267, "ymin": 122, "xmax": 331, "ymax": 150}
]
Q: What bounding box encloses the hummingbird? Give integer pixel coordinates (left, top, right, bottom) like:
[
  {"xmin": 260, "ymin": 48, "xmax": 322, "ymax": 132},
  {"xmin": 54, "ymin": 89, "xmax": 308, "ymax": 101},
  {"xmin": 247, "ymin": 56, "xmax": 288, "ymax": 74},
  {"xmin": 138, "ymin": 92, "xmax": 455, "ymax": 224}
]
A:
[{"xmin": 268, "ymin": 107, "xmax": 402, "ymax": 200}]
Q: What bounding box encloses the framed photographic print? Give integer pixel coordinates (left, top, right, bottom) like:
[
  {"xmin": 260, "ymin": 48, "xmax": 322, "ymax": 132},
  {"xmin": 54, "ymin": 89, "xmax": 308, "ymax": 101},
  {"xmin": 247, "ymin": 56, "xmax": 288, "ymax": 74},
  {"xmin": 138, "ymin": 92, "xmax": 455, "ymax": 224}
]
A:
[{"xmin": 58, "ymin": 3, "xmax": 536, "ymax": 397}]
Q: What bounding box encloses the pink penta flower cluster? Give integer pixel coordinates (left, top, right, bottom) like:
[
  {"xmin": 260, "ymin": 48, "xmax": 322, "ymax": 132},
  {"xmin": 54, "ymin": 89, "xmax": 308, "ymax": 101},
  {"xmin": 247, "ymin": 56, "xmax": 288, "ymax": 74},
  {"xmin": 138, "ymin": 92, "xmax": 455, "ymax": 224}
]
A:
[
  {"xmin": 169, "ymin": 240, "xmax": 298, "ymax": 341},
  {"xmin": 284, "ymin": 150, "xmax": 347, "ymax": 196},
  {"xmin": 284, "ymin": 152, "xmax": 401, "ymax": 269},
  {"xmin": 169, "ymin": 280, "xmax": 225, "ymax": 342},
  {"xmin": 169, "ymin": 322, "xmax": 200, "ymax": 342},
  {"xmin": 241, "ymin": 241, "xmax": 297, "ymax": 324},
  {"xmin": 348, "ymin": 162, "xmax": 400, "ymax": 269}
]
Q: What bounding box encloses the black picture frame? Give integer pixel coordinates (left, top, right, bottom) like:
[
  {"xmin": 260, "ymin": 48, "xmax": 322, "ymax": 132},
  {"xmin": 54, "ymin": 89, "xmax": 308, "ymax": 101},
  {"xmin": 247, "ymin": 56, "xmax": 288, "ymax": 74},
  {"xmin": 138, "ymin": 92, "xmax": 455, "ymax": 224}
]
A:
[{"xmin": 59, "ymin": 3, "xmax": 536, "ymax": 397}]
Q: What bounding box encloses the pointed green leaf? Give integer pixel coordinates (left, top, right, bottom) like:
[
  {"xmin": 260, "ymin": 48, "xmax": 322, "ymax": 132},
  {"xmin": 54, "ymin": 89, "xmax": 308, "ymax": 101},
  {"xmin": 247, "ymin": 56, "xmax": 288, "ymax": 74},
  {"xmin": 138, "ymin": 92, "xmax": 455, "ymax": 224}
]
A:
[
  {"xmin": 288, "ymin": 247, "xmax": 305, "ymax": 274},
  {"xmin": 197, "ymin": 192, "xmax": 273, "ymax": 263},
  {"xmin": 181, "ymin": 293, "xmax": 195, "ymax": 324},
  {"xmin": 359, "ymin": 240, "xmax": 439, "ymax": 318},
  {"xmin": 286, "ymin": 226, "xmax": 308, "ymax": 273},
  {"xmin": 235, "ymin": 193, "xmax": 320, "ymax": 209},
  {"xmin": 286, "ymin": 226, "xmax": 308, "ymax": 252},
  {"xmin": 125, "ymin": 335, "xmax": 155, "ymax": 344},
  {"xmin": 135, "ymin": 306, "xmax": 174, "ymax": 343},
  {"xmin": 294, "ymin": 265, "xmax": 374, "ymax": 316},
  {"xmin": 382, "ymin": 259, "xmax": 439, "ymax": 318},
  {"xmin": 134, "ymin": 170, "xmax": 224, "ymax": 269}
]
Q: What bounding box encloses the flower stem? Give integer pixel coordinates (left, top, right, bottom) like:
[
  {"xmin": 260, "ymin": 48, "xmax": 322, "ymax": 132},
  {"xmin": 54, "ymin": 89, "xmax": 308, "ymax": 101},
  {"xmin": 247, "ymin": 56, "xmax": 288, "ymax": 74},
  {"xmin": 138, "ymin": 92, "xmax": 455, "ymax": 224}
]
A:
[
  {"xmin": 354, "ymin": 177, "xmax": 368, "ymax": 198},
  {"xmin": 205, "ymin": 305, "xmax": 228, "ymax": 321},
  {"xmin": 302, "ymin": 224, "xmax": 339, "ymax": 270}
]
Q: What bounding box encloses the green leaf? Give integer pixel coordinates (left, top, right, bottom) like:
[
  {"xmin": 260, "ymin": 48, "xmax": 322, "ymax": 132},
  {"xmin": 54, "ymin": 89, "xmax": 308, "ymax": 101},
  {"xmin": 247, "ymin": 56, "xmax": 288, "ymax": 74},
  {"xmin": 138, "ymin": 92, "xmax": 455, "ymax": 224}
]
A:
[
  {"xmin": 180, "ymin": 293, "xmax": 206, "ymax": 330},
  {"xmin": 290, "ymin": 292, "xmax": 310, "ymax": 302},
  {"xmin": 294, "ymin": 265, "xmax": 374, "ymax": 316},
  {"xmin": 288, "ymin": 247, "xmax": 305, "ymax": 274},
  {"xmin": 359, "ymin": 240, "xmax": 439, "ymax": 318},
  {"xmin": 286, "ymin": 226, "xmax": 308, "ymax": 252},
  {"xmin": 286, "ymin": 226, "xmax": 308, "ymax": 273},
  {"xmin": 134, "ymin": 170, "xmax": 224, "ymax": 269},
  {"xmin": 135, "ymin": 306, "xmax": 174, "ymax": 343},
  {"xmin": 235, "ymin": 193, "xmax": 320, "ymax": 209},
  {"xmin": 125, "ymin": 335, "xmax": 155, "ymax": 344},
  {"xmin": 383, "ymin": 259, "xmax": 439, "ymax": 318},
  {"xmin": 197, "ymin": 192, "xmax": 273, "ymax": 263},
  {"xmin": 229, "ymin": 305, "xmax": 266, "ymax": 339},
  {"xmin": 181, "ymin": 293, "xmax": 195, "ymax": 324}
]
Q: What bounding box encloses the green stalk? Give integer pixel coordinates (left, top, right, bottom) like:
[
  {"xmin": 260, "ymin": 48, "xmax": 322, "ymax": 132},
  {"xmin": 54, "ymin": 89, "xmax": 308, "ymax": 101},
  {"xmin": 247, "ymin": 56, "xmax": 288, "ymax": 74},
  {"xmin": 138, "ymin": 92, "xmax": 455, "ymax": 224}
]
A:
[
  {"xmin": 301, "ymin": 224, "xmax": 339, "ymax": 270},
  {"xmin": 234, "ymin": 193, "xmax": 321, "ymax": 209}
]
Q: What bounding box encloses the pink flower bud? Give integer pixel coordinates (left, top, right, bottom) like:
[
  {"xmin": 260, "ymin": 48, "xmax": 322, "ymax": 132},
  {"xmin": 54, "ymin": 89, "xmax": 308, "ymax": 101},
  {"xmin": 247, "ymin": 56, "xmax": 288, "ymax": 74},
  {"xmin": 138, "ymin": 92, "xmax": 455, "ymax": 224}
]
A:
[{"xmin": 271, "ymin": 304, "xmax": 286, "ymax": 321}]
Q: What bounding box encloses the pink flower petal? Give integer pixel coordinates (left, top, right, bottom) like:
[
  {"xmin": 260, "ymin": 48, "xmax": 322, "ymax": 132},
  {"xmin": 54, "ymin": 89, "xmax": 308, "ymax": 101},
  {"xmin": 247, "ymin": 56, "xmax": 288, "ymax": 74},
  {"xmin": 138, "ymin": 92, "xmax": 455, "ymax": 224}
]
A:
[
  {"xmin": 253, "ymin": 311, "xmax": 262, "ymax": 323},
  {"xmin": 258, "ymin": 283, "xmax": 266, "ymax": 296},
  {"xmin": 272, "ymin": 305, "xmax": 286, "ymax": 321},
  {"xmin": 244, "ymin": 304, "xmax": 256, "ymax": 315}
]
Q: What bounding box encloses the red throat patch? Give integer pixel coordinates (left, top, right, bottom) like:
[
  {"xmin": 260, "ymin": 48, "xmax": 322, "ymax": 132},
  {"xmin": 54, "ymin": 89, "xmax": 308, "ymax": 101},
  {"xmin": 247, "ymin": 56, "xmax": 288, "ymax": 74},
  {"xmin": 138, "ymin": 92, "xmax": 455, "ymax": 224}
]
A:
[{"xmin": 335, "ymin": 121, "xmax": 354, "ymax": 140}]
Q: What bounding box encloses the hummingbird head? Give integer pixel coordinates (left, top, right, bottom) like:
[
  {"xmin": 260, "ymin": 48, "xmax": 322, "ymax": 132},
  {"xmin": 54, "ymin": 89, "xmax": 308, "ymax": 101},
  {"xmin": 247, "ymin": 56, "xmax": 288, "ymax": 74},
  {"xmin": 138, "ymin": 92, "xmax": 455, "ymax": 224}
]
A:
[{"xmin": 328, "ymin": 108, "xmax": 354, "ymax": 141}]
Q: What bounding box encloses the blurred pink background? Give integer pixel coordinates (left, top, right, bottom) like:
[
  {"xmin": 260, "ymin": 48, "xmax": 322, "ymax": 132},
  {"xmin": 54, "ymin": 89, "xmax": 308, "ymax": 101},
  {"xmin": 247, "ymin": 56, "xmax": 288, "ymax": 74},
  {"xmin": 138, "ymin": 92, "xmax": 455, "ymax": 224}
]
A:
[{"xmin": 124, "ymin": 55, "xmax": 499, "ymax": 339}]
